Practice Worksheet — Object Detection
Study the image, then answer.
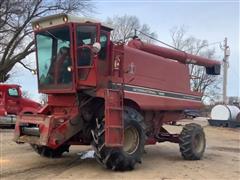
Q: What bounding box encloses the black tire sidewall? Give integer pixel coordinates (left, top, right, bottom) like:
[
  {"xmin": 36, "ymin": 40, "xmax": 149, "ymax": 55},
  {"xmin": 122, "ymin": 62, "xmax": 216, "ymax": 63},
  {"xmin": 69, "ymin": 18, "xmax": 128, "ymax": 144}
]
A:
[
  {"xmin": 93, "ymin": 106, "xmax": 145, "ymax": 170},
  {"xmin": 179, "ymin": 124, "xmax": 206, "ymax": 160},
  {"xmin": 190, "ymin": 127, "xmax": 206, "ymax": 158}
]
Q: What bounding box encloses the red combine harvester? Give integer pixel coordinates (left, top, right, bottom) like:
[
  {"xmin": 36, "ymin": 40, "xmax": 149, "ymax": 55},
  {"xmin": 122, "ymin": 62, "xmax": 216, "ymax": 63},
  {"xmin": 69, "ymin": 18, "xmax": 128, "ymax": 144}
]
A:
[
  {"xmin": 0, "ymin": 84, "xmax": 41, "ymax": 126},
  {"xmin": 14, "ymin": 14, "xmax": 221, "ymax": 171}
]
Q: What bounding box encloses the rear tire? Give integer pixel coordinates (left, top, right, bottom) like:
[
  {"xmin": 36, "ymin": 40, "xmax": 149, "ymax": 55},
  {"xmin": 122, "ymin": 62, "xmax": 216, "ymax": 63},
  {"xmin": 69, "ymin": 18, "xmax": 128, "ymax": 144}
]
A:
[
  {"xmin": 31, "ymin": 144, "xmax": 70, "ymax": 158},
  {"xmin": 92, "ymin": 107, "xmax": 145, "ymax": 171},
  {"xmin": 179, "ymin": 123, "xmax": 206, "ymax": 160}
]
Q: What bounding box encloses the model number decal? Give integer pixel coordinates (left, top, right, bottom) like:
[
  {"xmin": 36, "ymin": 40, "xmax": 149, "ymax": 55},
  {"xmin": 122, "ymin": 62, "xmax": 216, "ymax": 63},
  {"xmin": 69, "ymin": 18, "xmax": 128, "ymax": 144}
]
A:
[{"xmin": 111, "ymin": 83, "xmax": 201, "ymax": 102}]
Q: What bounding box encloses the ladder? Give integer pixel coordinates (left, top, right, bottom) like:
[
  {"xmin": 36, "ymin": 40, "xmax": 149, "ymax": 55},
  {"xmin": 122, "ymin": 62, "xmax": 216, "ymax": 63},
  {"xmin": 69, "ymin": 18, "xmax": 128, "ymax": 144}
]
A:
[{"xmin": 104, "ymin": 89, "xmax": 124, "ymax": 147}]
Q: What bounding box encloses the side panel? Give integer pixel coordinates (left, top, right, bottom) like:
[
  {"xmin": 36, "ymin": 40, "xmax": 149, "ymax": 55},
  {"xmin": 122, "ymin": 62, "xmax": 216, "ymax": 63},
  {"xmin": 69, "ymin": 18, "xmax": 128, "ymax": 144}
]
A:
[
  {"xmin": 120, "ymin": 46, "xmax": 202, "ymax": 110},
  {"xmin": 124, "ymin": 90, "xmax": 202, "ymax": 110},
  {"xmin": 124, "ymin": 46, "xmax": 191, "ymax": 93}
]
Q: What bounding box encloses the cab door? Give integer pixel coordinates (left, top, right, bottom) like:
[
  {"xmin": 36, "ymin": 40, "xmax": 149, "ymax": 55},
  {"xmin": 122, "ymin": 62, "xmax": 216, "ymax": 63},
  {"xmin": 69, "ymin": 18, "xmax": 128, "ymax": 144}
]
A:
[
  {"xmin": 6, "ymin": 87, "xmax": 21, "ymax": 114},
  {"xmin": 74, "ymin": 24, "xmax": 98, "ymax": 87}
]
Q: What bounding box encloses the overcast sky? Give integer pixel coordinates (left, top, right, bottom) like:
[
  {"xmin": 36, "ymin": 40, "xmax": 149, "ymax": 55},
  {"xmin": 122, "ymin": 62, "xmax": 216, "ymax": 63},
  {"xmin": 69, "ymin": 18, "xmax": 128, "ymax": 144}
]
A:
[{"xmin": 9, "ymin": 0, "xmax": 240, "ymax": 101}]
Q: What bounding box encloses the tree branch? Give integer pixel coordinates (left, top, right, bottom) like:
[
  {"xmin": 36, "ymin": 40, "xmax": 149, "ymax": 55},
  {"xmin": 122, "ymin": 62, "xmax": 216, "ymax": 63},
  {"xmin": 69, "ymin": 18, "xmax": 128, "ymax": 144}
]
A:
[{"xmin": 18, "ymin": 61, "xmax": 35, "ymax": 72}]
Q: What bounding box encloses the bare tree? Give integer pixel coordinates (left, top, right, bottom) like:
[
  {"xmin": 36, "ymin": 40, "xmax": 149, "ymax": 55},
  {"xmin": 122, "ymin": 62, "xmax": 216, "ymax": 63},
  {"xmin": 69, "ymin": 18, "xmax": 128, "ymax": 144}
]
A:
[
  {"xmin": 170, "ymin": 26, "xmax": 222, "ymax": 103},
  {"xmin": 106, "ymin": 15, "xmax": 157, "ymax": 43},
  {"xmin": 0, "ymin": 0, "xmax": 92, "ymax": 82},
  {"xmin": 39, "ymin": 93, "xmax": 48, "ymax": 105},
  {"xmin": 22, "ymin": 90, "xmax": 32, "ymax": 99}
]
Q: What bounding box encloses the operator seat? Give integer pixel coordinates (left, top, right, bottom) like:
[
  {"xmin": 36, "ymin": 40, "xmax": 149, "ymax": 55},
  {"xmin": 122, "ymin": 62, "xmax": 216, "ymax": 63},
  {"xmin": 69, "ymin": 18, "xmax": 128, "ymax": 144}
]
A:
[
  {"xmin": 78, "ymin": 47, "xmax": 91, "ymax": 66},
  {"xmin": 54, "ymin": 47, "xmax": 71, "ymax": 84}
]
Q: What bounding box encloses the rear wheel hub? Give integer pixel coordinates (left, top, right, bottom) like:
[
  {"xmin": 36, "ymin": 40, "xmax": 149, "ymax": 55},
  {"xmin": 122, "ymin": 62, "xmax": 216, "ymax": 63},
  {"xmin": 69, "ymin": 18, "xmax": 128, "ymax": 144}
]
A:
[{"xmin": 123, "ymin": 126, "xmax": 140, "ymax": 154}]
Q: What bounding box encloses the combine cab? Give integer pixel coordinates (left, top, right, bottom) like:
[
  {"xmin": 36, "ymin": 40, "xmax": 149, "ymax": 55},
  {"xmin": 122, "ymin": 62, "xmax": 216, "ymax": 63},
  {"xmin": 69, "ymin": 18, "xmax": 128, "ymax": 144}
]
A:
[
  {"xmin": 14, "ymin": 13, "xmax": 221, "ymax": 171},
  {"xmin": 0, "ymin": 84, "xmax": 41, "ymax": 127}
]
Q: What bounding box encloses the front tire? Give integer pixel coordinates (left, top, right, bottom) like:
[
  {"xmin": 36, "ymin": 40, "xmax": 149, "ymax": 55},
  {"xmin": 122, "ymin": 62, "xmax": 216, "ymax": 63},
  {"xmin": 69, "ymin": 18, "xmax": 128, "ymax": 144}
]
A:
[
  {"xmin": 92, "ymin": 107, "xmax": 145, "ymax": 171},
  {"xmin": 179, "ymin": 123, "xmax": 206, "ymax": 160}
]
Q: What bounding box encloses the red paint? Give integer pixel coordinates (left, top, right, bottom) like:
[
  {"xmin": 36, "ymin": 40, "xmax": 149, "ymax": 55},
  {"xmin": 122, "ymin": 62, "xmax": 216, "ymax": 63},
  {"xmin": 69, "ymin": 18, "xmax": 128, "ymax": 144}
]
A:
[
  {"xmin": 128, "ymin": 39, "xmax": 220, "ymax": 67},
  {"xmin": 0, "ymin": 84, "xmax": 41, "ymax": 116},
  {"xmin": 14, "ymin": 15, "xmax": 220, "ymax": 148}
]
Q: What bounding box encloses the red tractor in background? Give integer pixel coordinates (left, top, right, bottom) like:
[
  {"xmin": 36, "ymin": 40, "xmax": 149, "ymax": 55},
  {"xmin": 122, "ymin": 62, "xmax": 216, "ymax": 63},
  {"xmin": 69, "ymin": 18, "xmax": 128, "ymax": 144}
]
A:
[
  {"xmin": 0, "ymin": 84, "xmax": 41, "ymax": 126},
  {"xmin": 14, "ymin": 14, "xmax": 221, "ymax": 171}
]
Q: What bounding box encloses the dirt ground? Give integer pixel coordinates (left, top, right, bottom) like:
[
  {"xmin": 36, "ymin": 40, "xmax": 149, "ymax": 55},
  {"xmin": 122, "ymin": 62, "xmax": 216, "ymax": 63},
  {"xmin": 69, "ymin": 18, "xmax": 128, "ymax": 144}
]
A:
[{"xmin": 0, "ymin": 118, "xmax": 239, "ymax": 180}]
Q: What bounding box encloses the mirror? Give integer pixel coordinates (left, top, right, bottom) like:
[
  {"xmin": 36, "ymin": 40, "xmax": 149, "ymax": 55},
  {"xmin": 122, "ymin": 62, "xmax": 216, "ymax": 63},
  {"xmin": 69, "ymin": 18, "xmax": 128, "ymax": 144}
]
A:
[
  {"xmin": 206, "ymin": 64, "xmax": 221, "ymax": 75},
  {"xmin": 92, "ymin": 42, "xmax": 101, "ymax": 53}
]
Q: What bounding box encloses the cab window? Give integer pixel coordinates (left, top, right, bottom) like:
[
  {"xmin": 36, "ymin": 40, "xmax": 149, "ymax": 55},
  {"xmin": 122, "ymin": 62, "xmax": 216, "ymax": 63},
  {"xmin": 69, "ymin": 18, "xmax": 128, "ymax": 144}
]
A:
[
  {"xmin": 77, "ymin": 25, "xmax": 97, "ymax": 67},
  {"xmin": 99, "ymin": 32, "xmax": 108, "ymax": 60},
  {"xmin": 77, "ymin": 25, "xmax": 96, "ymax": 46},
  {"xmin": 8, "ymin": 88, "xmax": 19, "ymax": 97},
  {"xmin": 36, "ymin": 26, "xmax": 72, "ymax": 87}
]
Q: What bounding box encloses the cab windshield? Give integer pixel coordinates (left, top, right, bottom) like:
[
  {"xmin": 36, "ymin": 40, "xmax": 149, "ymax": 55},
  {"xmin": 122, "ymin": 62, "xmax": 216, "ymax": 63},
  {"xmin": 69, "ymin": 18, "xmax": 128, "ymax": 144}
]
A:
[{"xmin": 36, "ymin": 26, "xmax": 72, "ymax": 89}]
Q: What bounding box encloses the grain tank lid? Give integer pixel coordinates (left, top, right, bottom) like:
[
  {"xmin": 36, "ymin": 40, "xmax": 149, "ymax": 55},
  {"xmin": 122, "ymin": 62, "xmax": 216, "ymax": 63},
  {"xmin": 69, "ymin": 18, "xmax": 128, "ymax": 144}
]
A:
[
  {"xmin": 31, "ymin": 13, "xmax": 113, "ymax": 30},
  {"xmin": 210, "ymin": 105, "xmax": 240, "ymax": 121}
]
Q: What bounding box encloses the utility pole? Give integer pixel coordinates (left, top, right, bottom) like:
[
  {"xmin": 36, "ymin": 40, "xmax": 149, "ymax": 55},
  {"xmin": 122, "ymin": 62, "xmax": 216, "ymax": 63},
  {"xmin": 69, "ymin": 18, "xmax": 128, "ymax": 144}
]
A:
[{"xmin": 223, "ymin": 37, "xmax": 230, "ymax": 104}]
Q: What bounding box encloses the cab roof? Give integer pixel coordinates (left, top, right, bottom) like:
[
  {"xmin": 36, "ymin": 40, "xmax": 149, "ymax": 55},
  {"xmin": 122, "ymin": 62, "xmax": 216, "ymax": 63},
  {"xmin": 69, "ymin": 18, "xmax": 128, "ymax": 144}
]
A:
[
  {"xmin": 0, "ymin": 84, "xmax": 20, "ymax": 90},
  {"xmin": 32, "ymin": 13, "xmax": 113, "ymax": 31}
]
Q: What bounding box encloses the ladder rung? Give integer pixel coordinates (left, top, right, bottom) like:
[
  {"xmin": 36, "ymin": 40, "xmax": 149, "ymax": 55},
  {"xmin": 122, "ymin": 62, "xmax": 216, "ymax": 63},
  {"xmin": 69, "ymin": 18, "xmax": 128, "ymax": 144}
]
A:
[
  {"xmin": 106, "ymin": 125, "xmax": 123, "ymax": 129},
  {"xmin": 77, "ymin": 66, "xmax": 93, "ymax": 69},
  {"xmin": 106, "ymin": 107, "xmax": 123, "ymax": 111},
  {"xmin": 108, "ymin": 89, "xmax": 120, "ymax": 91},
  {"xmin": 106, "ymin": 144, "xmax": 123, "ymax": 147}
]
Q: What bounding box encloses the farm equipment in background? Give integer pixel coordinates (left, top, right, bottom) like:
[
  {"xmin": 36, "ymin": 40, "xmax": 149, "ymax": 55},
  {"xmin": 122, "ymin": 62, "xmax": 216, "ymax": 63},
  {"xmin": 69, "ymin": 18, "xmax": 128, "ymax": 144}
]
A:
[
  {"xmin": 0, "ymin": 84, "xmax": 41, "ymax": 127},
  {"xmin": 14, "ymin": 13, "xmax": 221, "ymax": 171},
  {"xmin": 209, "ymin": 105, "xmax": 240, "ymax": 128},
  {"xmin": 184, "ymin": 109, "xmax": 201, "ymax": 119}
]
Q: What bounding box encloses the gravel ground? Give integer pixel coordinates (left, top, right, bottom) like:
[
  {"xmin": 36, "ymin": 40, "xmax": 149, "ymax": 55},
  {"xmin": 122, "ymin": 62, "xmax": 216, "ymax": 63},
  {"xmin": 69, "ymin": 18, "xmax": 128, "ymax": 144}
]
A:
[{"xmin": 0, "ymin": 118, "xmax": 240, "ymax": 180}]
